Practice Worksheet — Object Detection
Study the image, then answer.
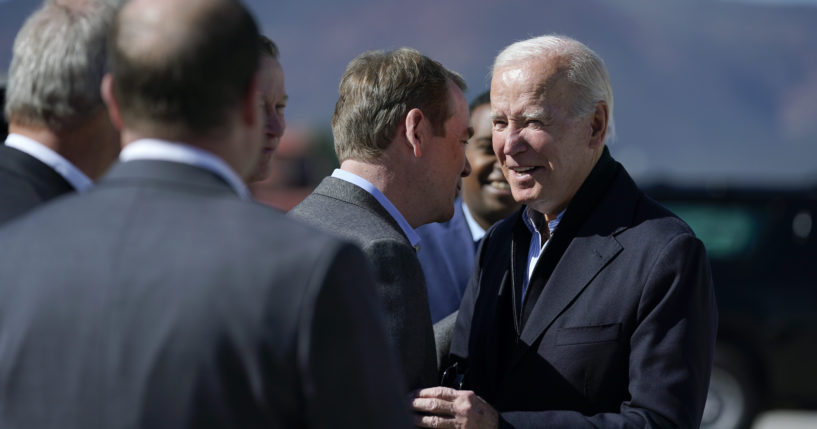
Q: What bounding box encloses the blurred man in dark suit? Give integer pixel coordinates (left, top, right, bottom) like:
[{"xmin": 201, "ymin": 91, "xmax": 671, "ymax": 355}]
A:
[
  {"xmin": 290, "ymin": 48, "xmax": 472, "ymax": 391},
  {"xmin": 412, "ymin": 34, "xmax": 717, "ymax": 429},
  {"xmin": 0, "ymin": 0, "xmax": 119, "ymax": 226},
  {"xmin": 0, "ymin": 0, "xmax": 411, "ymax": 428}
]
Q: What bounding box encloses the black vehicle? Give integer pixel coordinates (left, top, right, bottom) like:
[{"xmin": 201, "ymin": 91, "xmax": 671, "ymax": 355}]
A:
[{"xmin": 645, "ymin": 184, "xmax": 817, "ymax": 429}]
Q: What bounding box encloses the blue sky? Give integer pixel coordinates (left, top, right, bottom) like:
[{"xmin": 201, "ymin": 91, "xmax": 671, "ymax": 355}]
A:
[{"xmin": 2, "ymin": 0, "xmax": 816, "ymax": 186}]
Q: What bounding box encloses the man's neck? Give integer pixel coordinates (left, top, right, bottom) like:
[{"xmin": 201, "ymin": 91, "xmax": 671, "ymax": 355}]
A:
[{"xmin": 339, "ymin": 158, "xmax": 424, "ymax": 228}]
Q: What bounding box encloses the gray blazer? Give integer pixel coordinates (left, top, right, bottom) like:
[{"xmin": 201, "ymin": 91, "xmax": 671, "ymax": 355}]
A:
[
  {"xmin": 0, "ymin": 160, "xmax": 411, "ymax": 429},
  {"xmin": 290, "ymin": 176, "xmax": 438, "ymax": 391}
]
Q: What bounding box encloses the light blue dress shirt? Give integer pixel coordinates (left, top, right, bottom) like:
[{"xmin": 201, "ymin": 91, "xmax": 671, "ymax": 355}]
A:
[
  {"xmin": 521, "ymin": 206, "xmax": 564, "ymax": 301},
  {"xmin": 416, "ymin": 198, "xmax": 477, "ymax": 322}
]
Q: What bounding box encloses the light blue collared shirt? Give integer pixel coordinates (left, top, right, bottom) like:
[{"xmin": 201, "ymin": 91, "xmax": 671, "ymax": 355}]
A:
[
  {"xmin": 521, "ymin": 206, "xmax": 565, "ymax": 301},
  {"xmin": 119, "ymin": 139, "xmax": 251, "ymax": 201},
  {"xmin": 5, "ymin": 133, "xmax": 93, "ymax": 192},
  {"xmin": 331, "ymin": 168, "xmax": 420, "ymax": 249},
  {"xmin": 461, "ymin": 199, "xmax": 487, "ymax": 242}
]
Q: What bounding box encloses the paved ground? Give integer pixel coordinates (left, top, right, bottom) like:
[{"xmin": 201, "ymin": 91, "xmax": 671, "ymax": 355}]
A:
[{"xmin": 753, "ymin": 410, "xmax": 817, "ymax": 429}]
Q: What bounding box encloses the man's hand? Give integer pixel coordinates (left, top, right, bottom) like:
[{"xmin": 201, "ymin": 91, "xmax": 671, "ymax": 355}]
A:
[{"xmin": 411, "ymin": 386, "xmax": 498, "ymax": 429}]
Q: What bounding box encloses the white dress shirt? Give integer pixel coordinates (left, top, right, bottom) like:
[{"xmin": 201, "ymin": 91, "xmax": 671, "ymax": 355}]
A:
[
  {"xmin": 5, "ymin": 133, "xmax": 93, "ymax": 192},
  {"xmin": 461, "ymin": 199, "xmax": 487, "ymax": 242}
]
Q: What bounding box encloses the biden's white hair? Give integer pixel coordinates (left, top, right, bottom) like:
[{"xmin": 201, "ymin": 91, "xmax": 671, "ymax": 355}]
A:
[{"xmin": 493, "ymin": 34, "xmax": 615, "ymax": 143}]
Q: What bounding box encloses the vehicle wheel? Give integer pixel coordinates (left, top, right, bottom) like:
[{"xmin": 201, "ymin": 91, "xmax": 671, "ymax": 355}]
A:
[{"xmin": 700, "ymin": 344, "xmax": 760, "ymax": 429}]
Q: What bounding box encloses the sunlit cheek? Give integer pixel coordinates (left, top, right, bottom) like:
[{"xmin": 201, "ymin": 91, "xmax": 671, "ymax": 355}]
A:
[
  {"xmin": 501, "ymin": 165, "xmax": 513, "ymax": 183},
  {"xmin": 494, "ymin": 149, "xmax": 506, "ymax": 167}
]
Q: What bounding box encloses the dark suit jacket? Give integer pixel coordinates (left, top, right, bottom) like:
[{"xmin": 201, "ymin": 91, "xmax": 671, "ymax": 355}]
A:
[
  {"xmin": 0, "ymin": 160, "xmax": 411, "ymax": 429},
  {"xmin": 450, "ymin": 149, "xmax": 718, "ymax": 428},
  {"xmin": 290, "ymin": 176, "xmax": 438, "ymax": 391},
  {"xmin": 0, "ymin": 144, "xmax": 75, "ymax": 226}
]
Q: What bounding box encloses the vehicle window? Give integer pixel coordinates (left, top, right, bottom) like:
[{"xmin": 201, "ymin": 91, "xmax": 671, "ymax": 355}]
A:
[{"xmin": 663, "ymin": 203, "xmax": 766, "ymax": 260}]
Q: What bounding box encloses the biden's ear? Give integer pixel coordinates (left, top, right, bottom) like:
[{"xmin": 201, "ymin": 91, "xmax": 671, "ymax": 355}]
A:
[{"xmin": 589, "ymin": 100, "xmax": 609, "ymax": 148}]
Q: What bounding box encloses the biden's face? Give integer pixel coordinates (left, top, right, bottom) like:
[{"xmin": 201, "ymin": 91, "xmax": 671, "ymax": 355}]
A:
[{"xmin": 490, "ymin": 57, "xmax": 600, "ymax": 218}]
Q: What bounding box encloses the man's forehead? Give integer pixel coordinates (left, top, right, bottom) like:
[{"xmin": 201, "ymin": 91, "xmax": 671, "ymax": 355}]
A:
[
  {"xmin": 492, "ymin": 55, "xmax": 568, "ymax": 92},
  {"xmin": 491, "ymin": 70, "xmax": 572, "ymax": 116}
]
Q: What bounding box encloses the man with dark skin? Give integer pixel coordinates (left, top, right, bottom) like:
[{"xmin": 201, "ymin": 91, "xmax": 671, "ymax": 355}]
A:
[{"xmin": 461, "ymin": 91, "xmax": 520, "ymax": 232}]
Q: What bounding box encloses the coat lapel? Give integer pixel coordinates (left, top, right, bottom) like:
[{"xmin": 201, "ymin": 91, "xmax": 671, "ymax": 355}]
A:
[
  {"xmin": 477, "ymin": 269, "xmax": 510, "ymax": 401},
  {"xmin": 313, "ymin": 177, "xmax": 408, "ymax": 243},
  {"xmin": 505, "ymin": 148, "xmax": 638, "ymax": 369},
  {"xmin": 518, "ymin": 234, "xmax": 622, "ymax": 347},
  {"xmin": 0, "ymin": 145, "xmax": 75, "ymax": 197},
  {"xmin": 103, "ymin": 160, "xmax": 241, "ymax": 197}
]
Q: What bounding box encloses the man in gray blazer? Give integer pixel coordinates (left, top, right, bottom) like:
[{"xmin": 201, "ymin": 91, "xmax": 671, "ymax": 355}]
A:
[
  {"xmin": 0, "ymin": 0, "xmax": 410, "ymax": 428},
  {"xmin": 290, "ymin": 48, "xmax": 472, "ymax": 391},
  {"xmin": 0, "ymin": 0, "xmax": 119, "ymax": 226}
]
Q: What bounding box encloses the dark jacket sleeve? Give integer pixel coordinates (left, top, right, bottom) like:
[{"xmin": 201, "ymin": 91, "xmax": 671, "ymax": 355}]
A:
[{"xmin": 300, "ymin": 242, "xmax": 413, "ymax": 429}]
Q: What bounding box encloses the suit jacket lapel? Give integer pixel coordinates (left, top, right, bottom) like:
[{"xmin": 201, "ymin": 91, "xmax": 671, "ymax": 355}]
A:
[
  {"xmin": 506, "ymin": 148, "xmax": 633, "ymax": 369},
  {"xmin": 509, "ymin": 215, "xmax": 532, "ymax": 334},
  {"xmin": 466, "ymin": 216, "xmax": 515, "ymax": 402},
  {"xmin": 518, "ymin": 235, "xmax": 622, "ymax": 345}
]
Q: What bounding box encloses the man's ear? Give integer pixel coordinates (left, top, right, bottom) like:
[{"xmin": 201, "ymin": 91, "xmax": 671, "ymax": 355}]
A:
[
  {"xmin": 589, "ymin": 100, "xmax": 608, "ymax": 148},
  {"xmin": 100, "ymin": 74, "xmax": 124, "ymax": 131},
  {"xmin": 404, "ymin": 108, "xmax": 425, "ymax": 158},
  {"xmin": 240, "ymin": 71, "xmax": 262, "ymax": 127}
]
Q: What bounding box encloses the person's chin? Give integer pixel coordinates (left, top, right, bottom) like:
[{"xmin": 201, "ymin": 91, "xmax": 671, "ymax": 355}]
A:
[
  {"xmin": 436, "ymin": 203, "xmax": 456, "ymax": 223},
  {"xmin": 509, "ymin": 186, "xmax": 541, "ymax": 206}
]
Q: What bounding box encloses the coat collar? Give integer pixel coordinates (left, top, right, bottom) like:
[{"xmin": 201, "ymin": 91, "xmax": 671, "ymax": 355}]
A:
[
  {"xmin": 101, "ymin": 159, "xmax": 242, "ymax": 198},
  {"xmin": 0, "ymin": 144, "xmax": 75, "ymax": 196},
  {"xmin": 312, "ymin": 176, "xmax": 412, "ymax": 245}
]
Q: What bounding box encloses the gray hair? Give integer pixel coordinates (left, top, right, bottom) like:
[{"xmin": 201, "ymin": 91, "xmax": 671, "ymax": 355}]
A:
[
  {"xmin": 4, "ymin": 0, "xmax": 115, "ymax": 130},
  {"xmin": 494, "ymin": 35, "xmax": 615, "ymax": 143}
]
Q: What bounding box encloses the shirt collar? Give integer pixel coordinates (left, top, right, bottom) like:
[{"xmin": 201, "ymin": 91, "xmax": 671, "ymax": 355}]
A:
[
  {"xmin": 4, "ymin": 133, "xmax": 94, "ymax": 192},
  {"xmin": 522, "ymin": 206, "xmax": 564, "ymax": 238},
  {"xmin": 461, "ymin": 199, "xmax": 487, "ymax": 241},
  {"xmin": 331, "ymin": 168, "xmax": 420, "ymax": 248},
  {"xmin": 119, "ymin": 139, "xmax": 251, "ymax": 201}
]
